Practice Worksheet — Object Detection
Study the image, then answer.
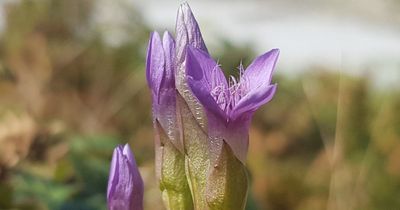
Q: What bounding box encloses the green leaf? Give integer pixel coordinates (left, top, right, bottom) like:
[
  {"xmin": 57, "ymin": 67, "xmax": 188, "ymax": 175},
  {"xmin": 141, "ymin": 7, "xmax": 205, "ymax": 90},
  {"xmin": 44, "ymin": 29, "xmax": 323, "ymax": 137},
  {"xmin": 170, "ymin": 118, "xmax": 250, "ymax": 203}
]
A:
[{"xmin": 206, "ymin": 141, "xmax": 248, "ymax": 210}]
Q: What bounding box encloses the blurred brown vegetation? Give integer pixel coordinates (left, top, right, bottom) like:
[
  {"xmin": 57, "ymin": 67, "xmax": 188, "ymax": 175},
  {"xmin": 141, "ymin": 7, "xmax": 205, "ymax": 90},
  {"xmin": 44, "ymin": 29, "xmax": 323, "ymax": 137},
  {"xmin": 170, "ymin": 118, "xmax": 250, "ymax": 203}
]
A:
[{"xmin": 0, "ymin": 0, "xmax": 399, "ymax": 210}]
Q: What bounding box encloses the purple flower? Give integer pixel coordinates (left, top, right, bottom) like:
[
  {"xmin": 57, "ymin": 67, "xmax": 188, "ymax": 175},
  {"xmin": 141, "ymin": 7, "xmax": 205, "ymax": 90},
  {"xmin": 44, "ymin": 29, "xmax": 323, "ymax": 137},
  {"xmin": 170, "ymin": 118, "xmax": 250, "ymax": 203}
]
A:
[
  {"xmin": 186, "ymin": 46, "xmax": 279, "ymax": 162},
  {"xmin": 107, "ymin": 144, "xmax": 144, "ymax": 210},
  {"xmin": 146, "ymin": 31, "xmax": 176, "ymax": 99},
  {"xmin": 146, "ymin": 29, "xmax": 194, "ymax": 209},
  {"xmin": 146, "ymin": 31, "xmax": 182, "ymax": 151}
]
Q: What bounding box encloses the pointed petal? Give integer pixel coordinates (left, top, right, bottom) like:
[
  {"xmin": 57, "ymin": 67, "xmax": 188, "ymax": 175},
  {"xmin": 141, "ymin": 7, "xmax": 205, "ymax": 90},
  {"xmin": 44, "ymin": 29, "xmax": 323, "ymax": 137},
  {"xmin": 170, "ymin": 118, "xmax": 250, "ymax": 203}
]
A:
[
  {"xmin": 176, "ymin": 2, "xmax": 208, "ymax": 64},
  {"xmin": 231, "ymin": 84, "xmax": 277, "ymax": 120},
  {"xmin": 107, "ymin": 145, "xmax": 120, "ymax": 199},
  {"xmin": 122, "ymin": 144, "xmax": 137, "ymax": 172},
  {"xmin": 146, "ymin": 32, "xmax": 165, "ymax": 96},
  {"xmin": 122, "ymin": 144, "xmax": 144, "ymax": 210},
  {"xmin": 161, "ymin": 31, "xmax": 176, "ymax": 89},
  {"xmin": 186, "ymin": 46, "xmax": 227, "ymax": 120},
  {"xmin": 243, "ymin": 49, "xmax": 279, "ymax": 90},
  {"xmin": 145, "ymin": 32, "xmax": 155, "ymax": 89}
]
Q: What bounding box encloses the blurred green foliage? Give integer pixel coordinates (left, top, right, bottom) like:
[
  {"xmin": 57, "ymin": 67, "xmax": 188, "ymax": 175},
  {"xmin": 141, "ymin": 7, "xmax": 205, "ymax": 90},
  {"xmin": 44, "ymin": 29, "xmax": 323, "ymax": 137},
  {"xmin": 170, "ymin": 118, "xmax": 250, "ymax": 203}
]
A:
[{"xmin": 0, "ymin": 0, "xmax": 399, "ymax": 210}]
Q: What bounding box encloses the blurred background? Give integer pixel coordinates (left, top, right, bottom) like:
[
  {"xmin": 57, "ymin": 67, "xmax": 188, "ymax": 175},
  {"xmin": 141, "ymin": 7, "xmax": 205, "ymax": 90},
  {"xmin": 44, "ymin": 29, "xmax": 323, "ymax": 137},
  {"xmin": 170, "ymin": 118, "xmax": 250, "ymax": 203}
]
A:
[{"xmin": 0, "ymin": 0, "xmax": 399, "ymax": 209}]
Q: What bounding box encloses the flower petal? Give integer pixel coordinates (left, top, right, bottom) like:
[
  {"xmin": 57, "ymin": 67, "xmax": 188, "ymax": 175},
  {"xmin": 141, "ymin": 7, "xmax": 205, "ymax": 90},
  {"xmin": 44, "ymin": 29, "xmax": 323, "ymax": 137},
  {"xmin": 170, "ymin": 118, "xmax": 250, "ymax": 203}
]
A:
[
  {"xmin": 186, "ymin": 46, "xmax": 227, "ymax": 120},
  {"xmin": 146, "ymin": 32, "xmax": 165, "ymax": 97},
  {"xmin": 122, "ymin": 144, "xmax": 136, "ymax": 168},
  {"xmin": 230, "ymin": 84, "xmax": 277, "ymax": 120},
  {"xmin": 224, "ymin": 118, "xmax": 251, "ymax": 164},
  {"xmin": 160, "ymin": 31, "xmax": 176, "ymax": 89},
  {"xmin": 243, "ymin": 49, "xmax": 279, "ymax": 90},
  {"xmin": 107, "ymin": 145, "xmax": 120, "ymax": 200},
  {"xmin": 124, "ymin": 145, "xmax": 144, "ymax": 210},
  {"xmin": 176, "ymin": 2, "xmax": 208, "ymax": 64}
]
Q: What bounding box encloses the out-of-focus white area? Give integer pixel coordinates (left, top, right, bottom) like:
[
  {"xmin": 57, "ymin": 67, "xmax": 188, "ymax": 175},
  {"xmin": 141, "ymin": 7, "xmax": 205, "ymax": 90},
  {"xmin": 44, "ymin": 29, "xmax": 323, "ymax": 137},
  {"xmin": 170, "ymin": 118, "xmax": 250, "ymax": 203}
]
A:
[
  {"xmin": 131, "ymin": 0, "xmax": 400, "ymax": 89},
  {"xmin": 1, "ymin": 0, "xmax": 399, "ymax": 88}
]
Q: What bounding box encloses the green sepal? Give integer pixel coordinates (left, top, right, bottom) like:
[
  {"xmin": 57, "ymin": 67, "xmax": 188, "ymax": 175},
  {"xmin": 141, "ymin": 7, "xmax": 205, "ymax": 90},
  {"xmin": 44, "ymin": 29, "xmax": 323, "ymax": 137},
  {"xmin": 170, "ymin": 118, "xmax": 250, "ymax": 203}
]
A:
[
  {"xmin": 156, "ymin": 120, "xmax": 194, "ymax": 210},
  {"xmin": 206, "ymin": 140, "xmax": 248, "ymax": 210},
  {"xmin": 176, "ymin": 92, "xmax": 210, "ymax": 210}
]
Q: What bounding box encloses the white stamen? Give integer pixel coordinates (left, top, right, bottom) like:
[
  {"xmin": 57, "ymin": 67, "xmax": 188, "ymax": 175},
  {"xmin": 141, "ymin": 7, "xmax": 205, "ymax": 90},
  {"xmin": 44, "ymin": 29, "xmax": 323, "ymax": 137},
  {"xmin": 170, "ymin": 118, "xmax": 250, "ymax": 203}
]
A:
[{"xmin": 210, "ymin": 64, "xmax": 248, "ymax": 113}]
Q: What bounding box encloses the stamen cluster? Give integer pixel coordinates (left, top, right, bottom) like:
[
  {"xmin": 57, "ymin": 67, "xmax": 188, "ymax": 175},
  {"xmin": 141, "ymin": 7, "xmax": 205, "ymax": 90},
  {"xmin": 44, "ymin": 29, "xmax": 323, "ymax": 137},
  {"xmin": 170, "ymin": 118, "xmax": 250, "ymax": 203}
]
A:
[{"xmin": 210, "ymin": 65, "xmax": 248, "ymax": 115}]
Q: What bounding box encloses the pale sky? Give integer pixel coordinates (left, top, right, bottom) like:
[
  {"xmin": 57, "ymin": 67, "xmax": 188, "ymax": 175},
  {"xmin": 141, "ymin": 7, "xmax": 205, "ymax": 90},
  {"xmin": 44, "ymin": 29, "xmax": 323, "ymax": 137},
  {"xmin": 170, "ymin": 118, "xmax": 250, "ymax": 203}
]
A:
[
  {"xmin": 1, "ymin": 0, "xmax": 399, "ymax": 88},
  {"xmin": 131, "ymin": 0, "xmax": 400, "ymax": 89}
]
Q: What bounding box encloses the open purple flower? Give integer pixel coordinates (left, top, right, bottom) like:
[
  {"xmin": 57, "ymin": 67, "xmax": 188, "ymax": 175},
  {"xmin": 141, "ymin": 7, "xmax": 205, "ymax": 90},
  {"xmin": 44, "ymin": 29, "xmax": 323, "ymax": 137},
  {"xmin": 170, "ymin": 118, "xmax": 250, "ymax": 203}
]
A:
[
  {"xmin": 107, "ymin": 144, "xmax": 144, "ymax": 210},
  {"xmin": 186, "ymin": 46, "xmax": 279, "ymax": 162}
]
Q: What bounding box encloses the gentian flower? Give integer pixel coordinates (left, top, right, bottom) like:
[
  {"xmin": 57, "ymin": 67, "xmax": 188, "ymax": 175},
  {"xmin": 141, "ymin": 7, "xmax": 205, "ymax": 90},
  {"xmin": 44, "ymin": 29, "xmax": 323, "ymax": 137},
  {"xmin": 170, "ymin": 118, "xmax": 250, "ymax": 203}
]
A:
[
  {"xmin": 107, "ymin": 144, "xmax": 144, "ymax": 210},
  {"xmin": 146, "ymin": 30, "xmax": 193, "ymax": 209},
  {"xmin": 144, "ymin": 2, "xmax": 278, "ymax": 209},
  {"xmin": 146, "ymin": 31, "xmax": 180, "ymax": 151},
  {"xmin": 186, "ymin": 46, "xmax": 279, "ymax": 163}
]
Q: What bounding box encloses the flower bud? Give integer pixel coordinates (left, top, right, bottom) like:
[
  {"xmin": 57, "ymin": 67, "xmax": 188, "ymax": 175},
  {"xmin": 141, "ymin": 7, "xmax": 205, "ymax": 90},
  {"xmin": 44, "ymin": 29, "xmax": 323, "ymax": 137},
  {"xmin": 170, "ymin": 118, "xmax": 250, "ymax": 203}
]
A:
[
  {"xmin": 107, "ymin": 144, "xmax": 144, "ymax": 210},
  {"xmin": 146, "ymin": 31, "xmax": 193, "ymax": 209}
]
